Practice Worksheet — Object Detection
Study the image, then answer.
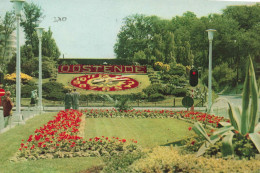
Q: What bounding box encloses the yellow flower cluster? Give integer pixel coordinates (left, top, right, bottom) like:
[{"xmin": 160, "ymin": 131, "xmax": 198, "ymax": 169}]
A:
[
  {"xmin": 130, "ymin": 147, "xmax": 260, "ymax": 173},
  {"xmin": 154, "ymin": 61, "xmax": 170, "ymax": 72},
  {"xmin": 4, "ymin": 73, "xmax": 32, "ymax": 82},
  {"xmin": 162, "ymin": 64, "xmax": 170, "ymax": 72},
  {"xmin": 154, "ymin": 61, "xmax": 164, "ymax": 67}
]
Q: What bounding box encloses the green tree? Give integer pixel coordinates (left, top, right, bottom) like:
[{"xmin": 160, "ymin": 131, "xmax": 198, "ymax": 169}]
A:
[
  {"xmin": 0, "ymin": 11, "xmax": 15, "ymax": 73},
  {"xmin": 41, "ymin": 28, "xmax": 61, "ymax": 60},
  {"xmin": 164, "ymin": 31, "xmax": 176, "ymax": 63},
  {"xmin": 133, "ymin": 50, "xmax": 146, "ymax": 65},
  {"xmin": 114, "ymin": 14, "xmax": 153, "ymax": 60},
  {"xmin": 223, "ymin": 4, "xmax": 260, "ymax": 30},
  {"xmin": 20, "ymin": 2, "xmax": 43, "ymax": 49}
]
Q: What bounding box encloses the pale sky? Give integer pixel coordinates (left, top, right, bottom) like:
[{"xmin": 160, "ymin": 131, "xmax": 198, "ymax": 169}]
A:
[{"xmin": 0, "ymin": 0, "xmax": 258, "ymax": 58}]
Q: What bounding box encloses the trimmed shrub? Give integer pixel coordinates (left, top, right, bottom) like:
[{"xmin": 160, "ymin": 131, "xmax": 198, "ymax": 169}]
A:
[
  {"xmin": 171, "ymin": 88, "xmax": 187, "ymax": 97},
  {"xmin": 148, "ymin": 93, "xmax": 165, "ymax": 102},
  {"xmin": 168, "ymin": 63, "xmax": 186, "ymax": 76},
  {"xmin": 143, "ymin": 84, "xmax": 164, "ymax": 96},
  {"xmin": 21, "ymin": 81, "xmax": 38, "ymax": 98},
  {"xmin": 42, "ymin": 81, "xmax": 66, "ymax": 101}
]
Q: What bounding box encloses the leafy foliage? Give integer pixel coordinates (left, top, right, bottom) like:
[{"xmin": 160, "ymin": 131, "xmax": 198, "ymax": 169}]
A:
[
  {"xmin": 20, "ymin": 2, "xmax": 43, "ymax": 49},
  {"xmin": 192, "ymin": 57, "xmax": 260, "ymax": 157},
  {"xmin": 115, "ymin": 5, "xmax": 260, "ymax": 86},
  {"xmin": 103, "ymin": 149, "xmax": 144, "ymax": 173},
  {"xmin": 42, "ymin": 81, "xmax": 66, "ymax": 101},
  {"xmin": 21, "ymin": 81, "xmax": 38, "ymax": 98},
  {"xmin": 0, "ymin": 11, "xmax": 15, "ymax": 73},
  {"xmin": 129, "ymin": 147, "xmax": 260, "ymax": 173}
]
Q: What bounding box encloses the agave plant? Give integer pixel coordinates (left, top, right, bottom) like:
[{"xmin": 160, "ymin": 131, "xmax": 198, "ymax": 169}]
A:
[
  {"xmin": 102, "ymin": 94, "xmax": 132, "ymax": 112},
  {"xmin": 193, "ymin": 57, "xmax": 260, "ymax": 157}
]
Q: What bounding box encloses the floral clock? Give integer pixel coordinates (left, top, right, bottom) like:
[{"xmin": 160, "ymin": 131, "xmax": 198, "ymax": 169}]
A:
[{"xmin": 71, "ymin": 74, "xmax": 139, "ymax": 91}]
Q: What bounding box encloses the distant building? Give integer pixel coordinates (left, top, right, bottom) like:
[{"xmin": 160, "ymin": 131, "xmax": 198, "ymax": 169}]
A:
[{"xmin": 0, "ymin": 31, "xmax": 16, "ymax": 62}]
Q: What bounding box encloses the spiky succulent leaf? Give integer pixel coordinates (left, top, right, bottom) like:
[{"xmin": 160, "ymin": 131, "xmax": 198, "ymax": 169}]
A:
[
  {"xmin": 196, "ymin": 141, "xmax": 211, "ymax": 157},
  {"xmin": 219, "ymin": 122, "xmax": 231, "ymax": 127},
  {"xmin": 254, "ymin": 123, "xmax": 260, "ymax": 133},
  {"xmin": 193, "ymin": 122, "xmax": 211, "ymax": 143},
  {"xmin": 248, "ymin": 58, "xmax": 259, "ymax": 133},
  {"xmin": 249, "ymin": 133, "xmax": 260, "ymax": 153},
  {"xmin": 241, "ymin": 59, "xmax": 251, "ymax": 134},
  {"xmin": 211, "ymin": 125, "xmax": 234, "ymax": 139},
  {"xmin": 227, "ymin": 102, "xmax": 241, "ymax": 132},
  {"xmin": 221, "ymin": 131, "xmax": 234, "ymax": 157}
]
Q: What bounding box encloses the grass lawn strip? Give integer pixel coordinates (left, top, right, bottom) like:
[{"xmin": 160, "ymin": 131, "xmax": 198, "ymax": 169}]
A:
[{"xmin": 84, "ymin": 118, "xmax": 193, "ymax": 148}]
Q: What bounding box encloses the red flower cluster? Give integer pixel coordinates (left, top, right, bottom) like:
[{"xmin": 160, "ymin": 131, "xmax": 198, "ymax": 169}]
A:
[
  {"xmin": 177, "ymin": 111, "xmax": 225, "ymax": 127},
  {"xmin": 18, "ymin": 110, "xmax": 138, "ymax": 160},
  {"xmin": 19, "ymin": 110, "xmax": 83, "ymax": 151},
  {"xmin": 84, "ymin": 108, "xmax": 177, "ymax": 118}
]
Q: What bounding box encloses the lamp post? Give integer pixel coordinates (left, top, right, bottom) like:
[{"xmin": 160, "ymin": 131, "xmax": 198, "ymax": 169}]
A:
[
  {"xmin": 206, "ymin": 29, "xmax": 216, "ymax": 113},
  {"xmin": 11, "ymin": 0, "xmax": 25, "ymax": 122},
  {"xmin": 35, "ymin": 27, "xmax": 44, "ymax": 113}
]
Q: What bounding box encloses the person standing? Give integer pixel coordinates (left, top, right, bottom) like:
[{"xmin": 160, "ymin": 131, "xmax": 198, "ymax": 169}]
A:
[
  {"xmin": 2, "ymin": 91, "xmax": 14, "ymax": 127},
  {"xmin": 30, "ymin": 89, "xmax": 38, "ymax": 106},
  {"xmin": 64, "ymin": 89, "xmax": 72, "ymax": 110},
  {"xmin": 71, "ymin": 89, "xmax": 80, "ymax": 110}
]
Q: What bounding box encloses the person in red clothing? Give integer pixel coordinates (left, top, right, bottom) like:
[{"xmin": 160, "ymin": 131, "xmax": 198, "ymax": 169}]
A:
[{"xmin": 2, "ymin": 91, "xmax": 14, "ymax": 127}]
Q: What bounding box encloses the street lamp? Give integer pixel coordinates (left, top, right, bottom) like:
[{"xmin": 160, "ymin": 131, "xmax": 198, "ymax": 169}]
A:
[
  {"xmin": 206, "ymin": 29, "xmax": 216, "ymax": 113},
  {"xmin": 35, "ymin": 27, "xmax": 44, "ymax": 113},
  {"xmin": 11, "ymin": 0, "xmax": 25, "ymax": 122}
]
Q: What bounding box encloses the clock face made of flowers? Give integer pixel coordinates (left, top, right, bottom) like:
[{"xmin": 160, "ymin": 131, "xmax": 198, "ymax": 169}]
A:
[{"xmin": 71, "ymin": 74, "xmax": 139, "ymax": 91}]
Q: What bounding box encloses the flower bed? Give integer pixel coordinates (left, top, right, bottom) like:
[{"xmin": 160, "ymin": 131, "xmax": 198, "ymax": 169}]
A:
[
  {"xmin": 84, "ymin": 109, "xmax": 226, "ymax": 128},
  {"xmin": 176, "ymin": 111, "xmax": 226, "ymax": 128},
  {"xmin": 14, "ymin": 110, "xmax": 138, "ymax": 161}
]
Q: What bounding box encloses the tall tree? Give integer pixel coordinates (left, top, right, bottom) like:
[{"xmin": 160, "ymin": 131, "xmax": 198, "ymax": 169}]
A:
[
  {"xmin": 114, "ymin": 14, "xmax": 154, "ymax": 60},
  {"xmin": 42, "ymin": 28, "xmax": 61, "ymax": 59},
  {"xmin": 223, "ymin": 4, "xmax": 260, "ymax": 30},
  {"xmin": 20, "ymin": 2, "xmax": 43, "ymax": 49},
  {"xmin": 164, "ymin": 31, "xmax": 176, "ymax": 63},
  {"xmin": 0, "ymin": 11, "xmax": 15, "ymax": 73}
]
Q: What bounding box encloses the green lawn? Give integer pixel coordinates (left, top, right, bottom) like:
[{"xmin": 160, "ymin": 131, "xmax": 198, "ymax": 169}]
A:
[
  {"xmin": 0, "ymin": 112, "xmax": 102, "ymax": 173},
  {"xmin": 84, "ymin": 118, "xmax": 193, "ymax": 148}
]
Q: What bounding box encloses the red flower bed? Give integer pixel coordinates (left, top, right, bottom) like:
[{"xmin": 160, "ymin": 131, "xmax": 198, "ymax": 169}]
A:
[
  {"xmin": 16, "ymin": 110, "xmax": 138, "ymax": 161},
  {"xmin": 177, "ymin": 111, "xmax": 226, "ymax": 128},
  {"xmin": 83, "ymin": 109, "xmax": 226, "ymax": 128}
]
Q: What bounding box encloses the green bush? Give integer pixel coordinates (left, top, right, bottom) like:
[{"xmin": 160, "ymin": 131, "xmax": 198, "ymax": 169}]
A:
[
  {"xmin": 169, "ymin": 75, "xmax": 187, "ymax": 86},
  {"xmin": 103, "ymin": 149, "xmax": 144, "ymax": 173},
  {"xmin": 42, "ymin": 81, "xmax": 66, "ymax": 101},
  {"xmin": 42, "ymin": 57, "xmax": 58, "ymax": 78},
  {"xmin": 168, "ymin": 63, "xmax": 186, "ymax": 76},
  {"xmin": 171, "ymin": 88, "xmax": 187, "ymax": 97},
  {"xmin": 148, "ymin": 93, "xmax": 165, "ymax": 102},
  {"xmin": 21, "ymin": 81, "xmax": 38, "ymax": 98},
  {"xmin": 202, "ymin": 63, "xmax": 236, "ymax": 92},
  {"xmin": 161, "ymin": 84, "xmax": 173, "ymax": 95},
  {"xmin": 160, "ymin": 74, "xmax": 172, "ymax": 82},
  {"xmin": 143, "ymin": 84, "xmax": 164, "ymax": 96}
]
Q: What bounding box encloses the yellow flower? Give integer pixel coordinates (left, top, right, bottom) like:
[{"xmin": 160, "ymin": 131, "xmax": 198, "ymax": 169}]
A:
[
  {"xmin": 154, "ymin": 61, "xmax": 163, "ymax": 67},
  {"xmin": 4, "ymin": 73, "xmax": 32, "ymax": 82}
]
